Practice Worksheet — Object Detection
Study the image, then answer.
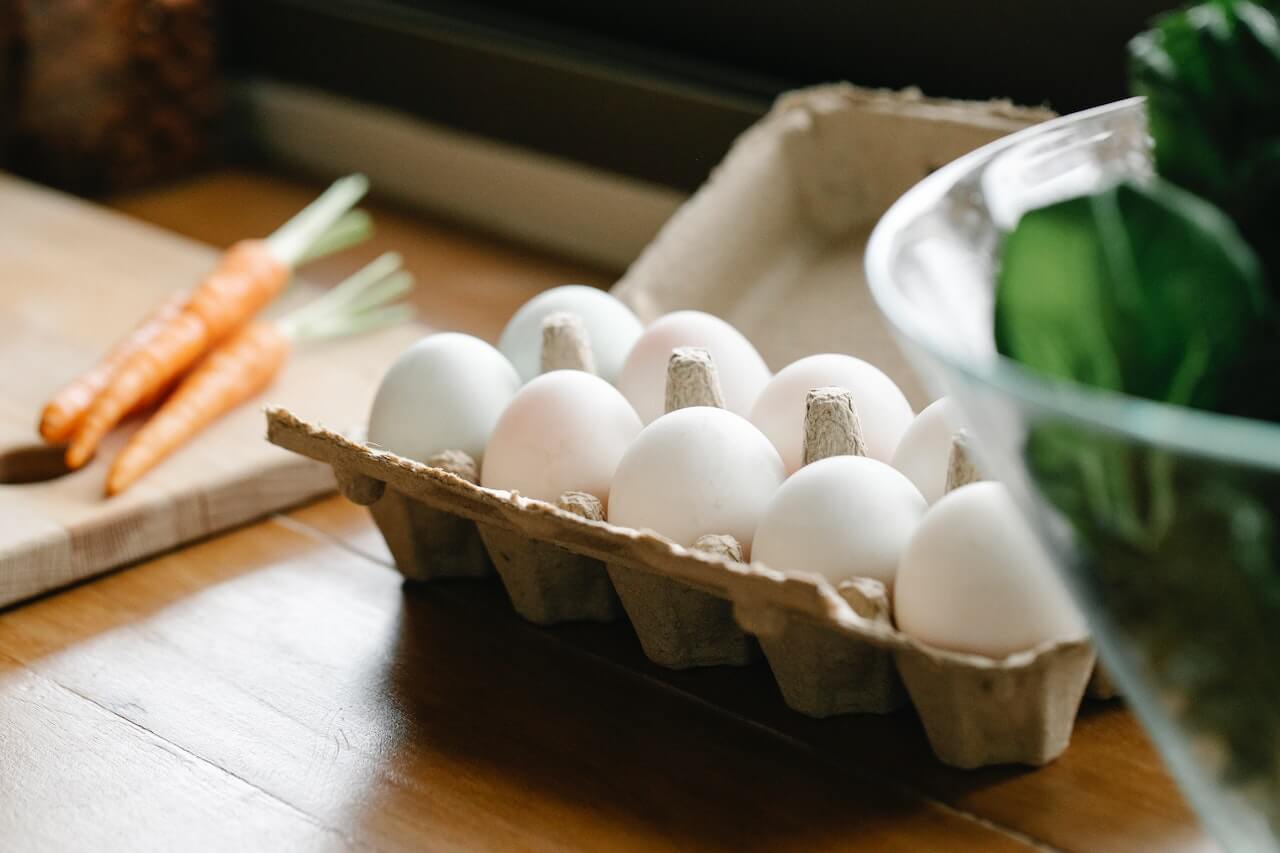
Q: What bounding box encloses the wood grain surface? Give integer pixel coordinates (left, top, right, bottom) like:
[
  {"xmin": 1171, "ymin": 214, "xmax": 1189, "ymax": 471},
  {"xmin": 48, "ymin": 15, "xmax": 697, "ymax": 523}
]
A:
[{"xmin": 0, "ymin": 169, "xmax": 1213, "ymax": 851}]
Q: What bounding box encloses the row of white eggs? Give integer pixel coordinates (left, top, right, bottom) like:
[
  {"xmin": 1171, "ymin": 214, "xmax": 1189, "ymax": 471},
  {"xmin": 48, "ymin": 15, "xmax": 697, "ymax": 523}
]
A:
[{"xmin": 367, "ymin": 285, "xmax": 1086, "ymax": 660}]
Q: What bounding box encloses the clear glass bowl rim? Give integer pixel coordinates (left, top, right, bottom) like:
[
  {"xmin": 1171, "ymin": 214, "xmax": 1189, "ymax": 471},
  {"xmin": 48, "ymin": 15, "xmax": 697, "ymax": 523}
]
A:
[{"xmin": 865, "ymin": 96, "xmax": 1280, "ymax": 473}]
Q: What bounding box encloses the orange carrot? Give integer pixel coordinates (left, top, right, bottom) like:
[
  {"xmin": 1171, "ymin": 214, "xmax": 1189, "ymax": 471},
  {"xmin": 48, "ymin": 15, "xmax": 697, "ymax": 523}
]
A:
[
  {"xmin": 64, "ymin": 239, "xmax": 289, "ymax": 469},
  {"xmin": 105, "ymin": 323, "xmax": 289, "ymax": 495},
  {"xmin": 60, "ymin": 175, "xmax": 370, "ymax": 470},
  {"xmin": 38, "ymin": 291, "xmax": 188, "ymax": 443},
  {"xmin": 103, "ymin": 252, "xmax": 414, "ymax": 495}
]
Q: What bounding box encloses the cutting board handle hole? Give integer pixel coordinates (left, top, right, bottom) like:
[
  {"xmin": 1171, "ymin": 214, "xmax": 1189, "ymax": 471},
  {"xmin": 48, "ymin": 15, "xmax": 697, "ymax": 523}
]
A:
[{"xmin": 0, "ymin": 444, "xmax": 74, "ymax": 485}]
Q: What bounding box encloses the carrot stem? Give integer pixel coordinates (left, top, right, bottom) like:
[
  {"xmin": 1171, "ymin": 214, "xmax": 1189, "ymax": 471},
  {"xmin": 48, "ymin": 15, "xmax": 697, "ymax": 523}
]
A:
[
  {"xmin": 343, "ymin": 272, "xmax": 414, "ymax": 315},
  {"xmin": 296, "ymin": 209, "xmax": 373, "ymax": 266},
  {"xmin": 265, "ymin": 174, "xmax": 370, "ymax": 268},
  {"xmin": 291, "ymin": 304, "xmax": 416, "ymax": 341},
  {"xmin": 278, "ymin": 252, "xmax": 415, "ymax": 342},
  {"xmin": 279, "ymin": 253, "xmax": 397, "ymax": 330},
  {"xmin": 285, "ymin": 252, "xmax": 401, "ymax": 325}
]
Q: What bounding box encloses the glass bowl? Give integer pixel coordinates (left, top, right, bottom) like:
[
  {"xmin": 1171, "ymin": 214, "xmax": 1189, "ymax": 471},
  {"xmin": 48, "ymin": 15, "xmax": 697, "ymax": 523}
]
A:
[{"xmin": 866, "ymin": 98, "xmax": 1280, "ymax": 852}]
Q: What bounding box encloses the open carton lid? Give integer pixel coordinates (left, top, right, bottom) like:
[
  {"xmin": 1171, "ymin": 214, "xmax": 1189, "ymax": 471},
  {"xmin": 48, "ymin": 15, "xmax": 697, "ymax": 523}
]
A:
[{"xmin": 612, "ymin": 82, "xmax": 1052, "ymax": 408}]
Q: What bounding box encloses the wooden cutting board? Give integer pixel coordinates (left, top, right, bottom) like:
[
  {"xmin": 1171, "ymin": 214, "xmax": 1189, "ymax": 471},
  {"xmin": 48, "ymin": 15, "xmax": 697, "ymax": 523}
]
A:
[{"xmin": 0, "ymin": 174, "xmax": 422, "ymax": 608}]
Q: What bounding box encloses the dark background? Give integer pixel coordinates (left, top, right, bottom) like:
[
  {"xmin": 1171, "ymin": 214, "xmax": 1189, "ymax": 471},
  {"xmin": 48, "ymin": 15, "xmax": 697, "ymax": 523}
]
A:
[{"xmin": 226, "ymin": 0, "xmax": 1179, "ymax": 191}]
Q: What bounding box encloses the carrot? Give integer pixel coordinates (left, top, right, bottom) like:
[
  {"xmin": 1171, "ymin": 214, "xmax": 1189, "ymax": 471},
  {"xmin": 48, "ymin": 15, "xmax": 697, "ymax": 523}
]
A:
[
  {"xmin": 63, "ymin": 175, "xmax": 370, "ymax": 469},
  {"xmin": 64, "ymin": 240, "xmax": 287, "ymax": 469},
  {"xmin": 38, "ymin": 291, "xmax": 187, "ymax": 443},
  {"xmin": 105, "ymin": 253, "xmax": 414, "ymax": 495},
  {"xmin": 105, "ymin": 324, "xmax": 291, "ymax": 495}
]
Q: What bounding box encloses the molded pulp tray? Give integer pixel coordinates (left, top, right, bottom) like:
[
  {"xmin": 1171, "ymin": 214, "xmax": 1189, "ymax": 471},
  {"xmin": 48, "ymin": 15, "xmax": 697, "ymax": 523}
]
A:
[
  {"xmin": 268, "ymin": 408, "xmax": 1094, "ymax": 769},
  {"xmin": 268, "ymin": 84, "xmax": 1101, "ymax": 769}
]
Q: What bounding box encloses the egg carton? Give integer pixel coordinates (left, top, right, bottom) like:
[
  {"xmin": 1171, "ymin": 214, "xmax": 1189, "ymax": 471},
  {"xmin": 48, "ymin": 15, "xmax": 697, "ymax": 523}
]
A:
[
  {"xmin": 266, "ymin": 84, "xmax": 1104, "ymax": 767},
  {"xmin": 267, "ymin": 406, "xmax": 1095, "ymax": 768}
]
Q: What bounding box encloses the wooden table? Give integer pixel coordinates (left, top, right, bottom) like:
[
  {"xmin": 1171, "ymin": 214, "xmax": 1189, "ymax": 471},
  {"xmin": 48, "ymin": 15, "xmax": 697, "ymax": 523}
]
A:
[{"xmin": 0, "ymin": 169, "xmax": 1214, "ymax": 852}]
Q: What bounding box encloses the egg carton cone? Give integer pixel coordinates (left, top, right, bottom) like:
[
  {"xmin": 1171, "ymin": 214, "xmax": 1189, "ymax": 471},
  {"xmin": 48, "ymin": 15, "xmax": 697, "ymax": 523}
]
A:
[
  {"xmin": 744, "ymin": 390, "xmax": 904, "ymax": 714},
  {"xmin": 745, "ymin": 577, "xmax": 905, "ymax": 716},
  {"xmin": 478, "ymin": 492, "xmax": 622, "ymax": 625},
  {"xmin": 608, "ymin": 532, "xmax": 759, "ymax": 669},
  {"xmin": 894, "ymin": 636, "xmax": 1096, "ymax": 768},
  {"xmin": 337, "ymin": 457, "xmax": 491, "ymax": 581},
  {"xmin": 887, "ymin": 436, "xmax": 1094, "ymax": 765},
  {"xmin": 735, "ymin": 547, "xmax": 1096, "ymax": 766},
  {"xmin": 482, "ymin": 524, "xmax": 620, "ymax": 623},
  {"xmin": 605, "ymin": 349, "xmax": 760, "ymax": 669},
  {"xmin": 476, "ymin": 314, "xmax": 626, "ymax": 624}
]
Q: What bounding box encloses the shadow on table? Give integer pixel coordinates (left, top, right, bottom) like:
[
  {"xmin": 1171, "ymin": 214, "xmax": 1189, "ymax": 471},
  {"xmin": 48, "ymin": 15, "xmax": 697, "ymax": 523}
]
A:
[{"xmin": 354, "ymin": 575, "xmax": 1038, "ymax": 848}]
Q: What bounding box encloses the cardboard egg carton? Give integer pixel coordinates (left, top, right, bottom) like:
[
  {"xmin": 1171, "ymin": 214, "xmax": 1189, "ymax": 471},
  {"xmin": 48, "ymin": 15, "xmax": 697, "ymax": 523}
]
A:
[
  {"xmin": 266, "ymin": 84, "xmax": 1106, "ymax": 768},
  {"xmin": 268, "ymin": 404, "xmax": 1095, "ymax": 768}
]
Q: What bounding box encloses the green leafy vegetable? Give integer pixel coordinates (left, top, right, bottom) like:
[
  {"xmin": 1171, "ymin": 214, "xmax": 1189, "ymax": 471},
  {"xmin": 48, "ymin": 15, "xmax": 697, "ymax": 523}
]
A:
[
  {"xmin": 1024, "ymin": 425, "xmax": 1280, "ymax": 810},
  {"xmin": 995, "ymin": 178, "xmax": 1271, "ymax": 413},
  {"xmin": 993, "ymin": 1, "xmax": 1280, "ymax": 830},
  {"xmin": 1130, "ymin": 0, "xmax": 1280, "ymax": 281}
]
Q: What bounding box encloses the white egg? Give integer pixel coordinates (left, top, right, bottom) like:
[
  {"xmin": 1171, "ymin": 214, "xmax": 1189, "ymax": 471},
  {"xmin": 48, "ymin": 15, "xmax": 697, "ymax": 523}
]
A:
[
  {"xmin": 367, "ymin": 332, "xmax": 520, "ymax": 465},
  {"xmin": 894, "ymin": 482, "xmax": 1088, "ymax": 658},
  {"xmin": 608, "ymin": 406, "xmax": 785, "ymax": 557},
  {"xmin": 498, "ymin": 285, "xmax": 643, "ymax": 384},
  {"xmin": 753, "ymin": 456, "xmax": 926, "ymax": 587},
  {"xmin": 890, "ymin": 397, "xmax": 960, "ymax": 504},
  {"xmin": 480, "ymin": 370, "xmax": 642, "ymax": 507},
  {"xmin": 616, "ymin": 311, "xmax": 771, "ymax": 424},
  {"xmin": 749, "ymin": 354, "xmax": 913, "ymax": 473}
]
